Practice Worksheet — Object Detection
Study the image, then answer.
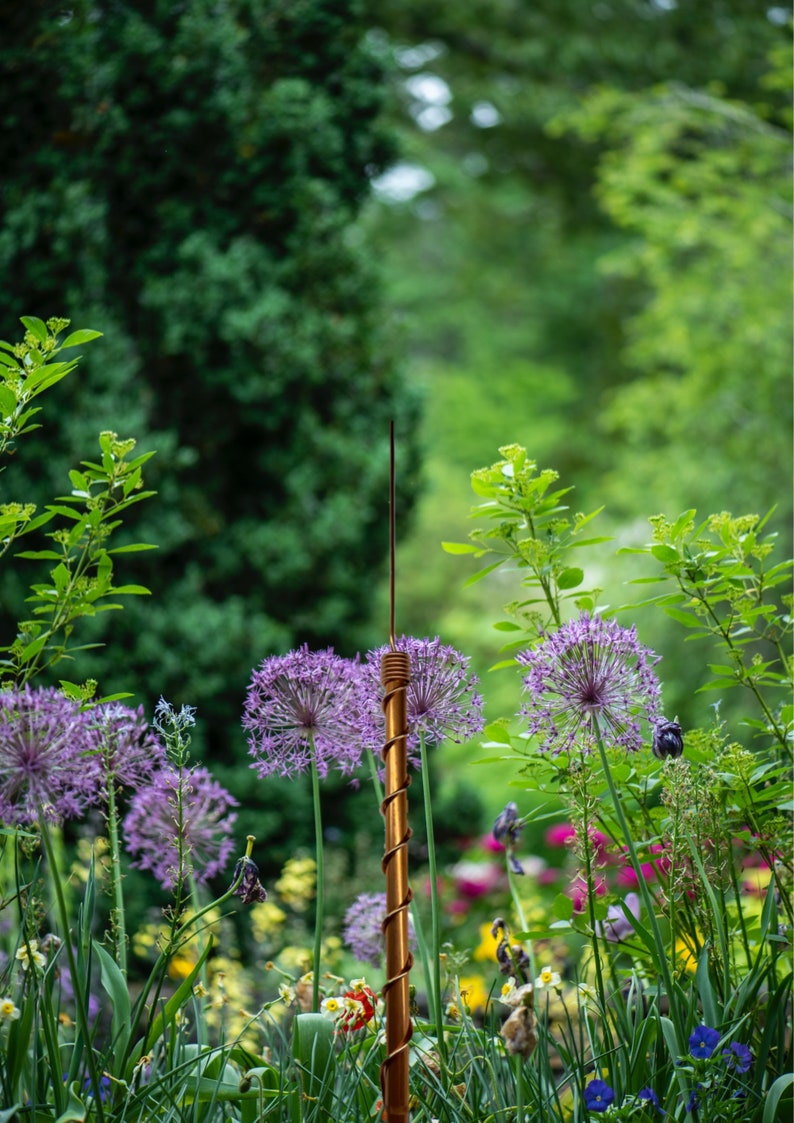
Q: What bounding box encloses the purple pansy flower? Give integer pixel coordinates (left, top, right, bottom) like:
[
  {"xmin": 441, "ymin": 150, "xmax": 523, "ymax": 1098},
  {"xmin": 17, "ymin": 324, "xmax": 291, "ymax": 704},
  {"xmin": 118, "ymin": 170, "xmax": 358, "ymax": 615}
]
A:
[
  {"xmin": 517, "ymin": 612, "xmax": 662, "ymax": 755},
  {"xmin": 638, "ymin": 1087, "xmax": 664, "ymax": 1113}
]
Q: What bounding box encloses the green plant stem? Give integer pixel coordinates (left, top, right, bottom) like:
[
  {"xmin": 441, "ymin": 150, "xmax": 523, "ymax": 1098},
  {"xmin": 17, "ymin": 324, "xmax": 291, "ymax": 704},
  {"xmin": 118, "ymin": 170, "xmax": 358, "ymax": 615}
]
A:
[
  {"xmin": 366, "ymin": 748, "xmax": 383, "ymax": 806},
  {"xmin": 39, "ymin": 818, "xmax": 107, "ymax": 1123},
  {"xmin": 105, "ymin": 779, "xmax": 127, "ymax": 977},
  {"xmin": 419, "ymin": 732, "xmax": 445, "ymax": 1057},
  {"xmin": 594, "ymin": 726, "xmax": 685, "ymax": 1047},
  {"xmin": 309, "ymin": 738, "xmax": 324, "ymax": 1013},
  {"xmin": 514, "ymin": 1052, "xmax": 525, "ymax": 1123},
  {"xmin": 506, "ymin": 863, "xmax": 536, "ymax": 984}
]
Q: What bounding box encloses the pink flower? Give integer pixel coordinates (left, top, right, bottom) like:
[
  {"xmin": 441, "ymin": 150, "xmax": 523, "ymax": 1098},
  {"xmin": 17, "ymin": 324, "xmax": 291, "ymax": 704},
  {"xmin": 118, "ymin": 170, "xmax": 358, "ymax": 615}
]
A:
[
  {"xmin": 567, "ymin": 875, "xmax": 607, "ymax": 912},
  {"xmin": 545, "ymin": 822, "xmax": 576, "ymax": 847}
]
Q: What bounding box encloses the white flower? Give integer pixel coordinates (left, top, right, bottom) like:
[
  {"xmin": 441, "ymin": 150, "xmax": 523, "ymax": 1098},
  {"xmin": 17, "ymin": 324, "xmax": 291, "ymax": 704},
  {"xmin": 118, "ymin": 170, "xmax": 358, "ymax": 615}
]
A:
[
  {"xmin": 534, "ymin": 966, "xmax": 561, "ymax": 990},
  {"xmin": 278, "ymin": 982, "xmax": 296, "ymax": 1005},
  {"xmin": 0, "ymin": 997, "xmax": 21, "ymax": 1021},
  {"xmin": 15, "ymin": 941, "xmax": 45, "ymax": 972},
  {"xmin": 320, "ymin": 996, "xmax": 345, "ymax": 1021}
]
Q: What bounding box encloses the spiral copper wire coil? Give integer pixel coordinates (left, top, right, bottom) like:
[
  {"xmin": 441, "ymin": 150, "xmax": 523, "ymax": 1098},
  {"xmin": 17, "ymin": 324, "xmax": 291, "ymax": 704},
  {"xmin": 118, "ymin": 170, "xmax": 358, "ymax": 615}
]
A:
[{"xmin": 380, "ymin": 649, "xmax": 413, "ymax": 1121}]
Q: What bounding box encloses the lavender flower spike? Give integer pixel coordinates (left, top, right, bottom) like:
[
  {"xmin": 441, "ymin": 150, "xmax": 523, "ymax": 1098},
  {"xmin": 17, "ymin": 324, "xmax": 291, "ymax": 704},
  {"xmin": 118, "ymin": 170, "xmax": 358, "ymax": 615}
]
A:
[
  {"xmin": 0, "ymin": 687, "xmax": 101, "ymax": 827},
  {"xmin": 364, "ymin": 636, "xmax": 484, "ymax": 759},
  {"xmin": 123, "ymin": 765, "xmax": 238, "ymax": 890},
  {"xmin": 517, "ymin": 612, "xmax": 662, "ymax": 756},
  {"xmin": 243, "ymin": 645, "xmax": 367, "ymax": 781}
]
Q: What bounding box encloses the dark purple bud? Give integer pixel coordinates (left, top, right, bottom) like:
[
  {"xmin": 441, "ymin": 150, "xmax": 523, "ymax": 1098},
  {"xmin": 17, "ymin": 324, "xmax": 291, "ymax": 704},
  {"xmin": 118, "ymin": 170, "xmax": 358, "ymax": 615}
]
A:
[
  {"xmin": 231, "ymin": 856, "xmax": 267, "ymax": 904},
  {"xmin": 493, "ymin": 802, "xmax": 521, "ymax": 846},
  {"xmin": 652, "ymin": 719, "xmax": 684, "ymax": 760}
]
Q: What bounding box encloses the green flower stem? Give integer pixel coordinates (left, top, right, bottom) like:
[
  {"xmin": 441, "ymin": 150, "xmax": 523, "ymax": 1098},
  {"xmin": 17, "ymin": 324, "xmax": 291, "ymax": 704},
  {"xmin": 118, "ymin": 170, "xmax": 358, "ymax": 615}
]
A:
[
  {"xmin": 309, "ymin": 737, "xmax": 324, "ymax": 1013},
  {"xmin": 418, "ymin": 732, "xmax": 445, "ymax": 1056},
  {"xmin": 515, "ymin": 1052, "xmax": 525, "ymax": 1123},
  {"xmin": 594, "ymin": 725, "xmax": 685, "ymax": 1046},
  {"xmin": 39, "ymin": 818, "xmax": 107, "ymax": 1123},
  {"xmin": 507, "ymin": 864, "xmax": 536, "ymax": 986},
  {"xmin": 581, "ymin": 808, "xmax": 611, "ymax": 1077},
  {"xmin": 105, "ymin": 779, "xmax": 127, "ymax": 978},
  {"xmin": 366, "ymin": 747, "xmax": 383, "ymax": 806}
]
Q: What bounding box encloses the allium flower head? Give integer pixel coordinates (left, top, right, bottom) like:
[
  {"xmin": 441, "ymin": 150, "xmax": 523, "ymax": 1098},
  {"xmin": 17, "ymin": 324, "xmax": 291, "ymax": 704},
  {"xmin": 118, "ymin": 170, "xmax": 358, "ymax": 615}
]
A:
[
  {"xmin": 124, "ymin": 765, "xmax": 238, "ymax": 890},
  {"xmin": 88, "ymin": 702, "xmax": 165, "ymax": 794},
  {"xmin": 517, "ymin": 612, "xmax": 662, "ymax": 755},
  {"xmin": 689, "ymin": 1024, "xmax": 720, "ymax": 1059},
  {"xmin": 584, "ymin": 1079, "xmax": 615, "ymax": 1112},
  {"xmin": 0, "ymin": 687, "xmax": 101, "ymax": 826},
  {"xmin": 342, "ymin": 891, "xmax": 415, "ymax": 968},
  {"xmin": 364, "ymin": 636, "xmax": 484, "ymax": 758},
  {"xmin": 243, "ymin": 645, "xmax": 367, "ymax": 780}
]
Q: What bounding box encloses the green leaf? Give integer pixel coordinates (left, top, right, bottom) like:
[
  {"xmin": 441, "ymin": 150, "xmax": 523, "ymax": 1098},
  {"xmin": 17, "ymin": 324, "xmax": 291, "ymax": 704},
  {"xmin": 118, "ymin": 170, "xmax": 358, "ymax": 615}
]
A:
[
  {"xmin": 20, "ymin": 316, "xmax": 48, "ymax": 344},
  {"xmin": 292, "ymin": 1013, "xmax": 335, "ymax": 1120},
  {"xmin": 552, "ymin": 893, "xmax": 574, "ymax": 921},
  {"xmin": 93, "ymin": 940, "xmax": 132, "ymax": 1065},
  {"xmin": 441, "ymin": 540, "xmax": 482, "ymax": 555},
  {"xmin": 493, "ymin": 620, "xmax": 521, "ymax": 631},
  {"xmin": 557, "ymin": 566, "xmax": 584, "ymax": 589},
  {"xmin": 110, "ymin": 584, "xmax": 151, "ymax": 595},
  {"xmin": 61, "ymin": 329, "xmax": 103, "ymax": 348},
  {"xmin": 763, "ymin": 1073, "xmax": 794, "ymax": 1123},
  {"xmin": 464, "ymin": 559, "xmax": 507, "ymax": 586}
]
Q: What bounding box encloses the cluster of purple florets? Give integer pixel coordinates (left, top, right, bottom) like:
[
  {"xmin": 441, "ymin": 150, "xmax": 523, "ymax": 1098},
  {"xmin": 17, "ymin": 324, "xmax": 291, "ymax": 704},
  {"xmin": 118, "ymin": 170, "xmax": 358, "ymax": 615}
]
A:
[
  {"xmin": 0, "ymin": 688, "xmax": 237, "ymax": 890},
  {"xmin": 243, "ymin": 636, "xmax": 484, "ymax": 781}
]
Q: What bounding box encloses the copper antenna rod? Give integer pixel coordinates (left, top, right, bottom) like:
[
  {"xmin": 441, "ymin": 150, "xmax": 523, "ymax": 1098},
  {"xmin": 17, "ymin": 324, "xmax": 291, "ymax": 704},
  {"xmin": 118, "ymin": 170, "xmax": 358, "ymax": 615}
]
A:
[{"xmin": 380, "ymin": 421, "xmax": 413, "ymax": 1122}]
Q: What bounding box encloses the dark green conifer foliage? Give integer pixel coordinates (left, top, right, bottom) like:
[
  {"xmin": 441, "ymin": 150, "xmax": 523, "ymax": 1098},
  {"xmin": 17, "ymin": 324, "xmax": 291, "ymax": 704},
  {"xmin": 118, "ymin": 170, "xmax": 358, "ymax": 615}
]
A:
[{"xmin": 0, "ymin": 0, "xmax": 419, "ymax": 784}]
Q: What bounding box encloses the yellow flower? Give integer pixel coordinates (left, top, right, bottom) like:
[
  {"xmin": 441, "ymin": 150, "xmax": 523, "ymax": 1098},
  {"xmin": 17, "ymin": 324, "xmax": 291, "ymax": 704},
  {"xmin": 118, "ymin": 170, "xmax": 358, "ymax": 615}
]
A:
[
  {"xmin": 250, "ymin": 901, "xmax": 287, "ymax": 942},
  {"xmin": 457, "ymin": 975, "xmax": 490, "ymax": 1015},
  {"xmin": 472, "ymin": 922, "xmax": 500, "ymax": 963}
]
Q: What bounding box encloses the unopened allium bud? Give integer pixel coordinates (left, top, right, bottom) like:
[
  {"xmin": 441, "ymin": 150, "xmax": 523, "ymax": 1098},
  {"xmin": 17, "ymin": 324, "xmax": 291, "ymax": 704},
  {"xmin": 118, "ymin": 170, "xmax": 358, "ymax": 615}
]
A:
[
  {"xmin": 652, "ymin": 719, "xmax": 684, "ymax": 760},
  {"xmin": 231, "ymin": 856, "xmax": 268, "ymax": 905}
]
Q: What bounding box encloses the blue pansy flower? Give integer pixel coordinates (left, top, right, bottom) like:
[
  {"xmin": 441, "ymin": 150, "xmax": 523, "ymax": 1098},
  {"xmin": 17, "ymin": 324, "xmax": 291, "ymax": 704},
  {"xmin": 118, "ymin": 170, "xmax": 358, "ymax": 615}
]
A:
[
  {"xmin": 689, "ymin": 1024, "xmax": 720, "ymax": 1059},
  {"xmin": 722, "ymin": 1041, "xmax": 753, "ymax": 1073},
  {"xmin": 584, "ymin": 1079, "xmax": 615, "ymax": 1112}
]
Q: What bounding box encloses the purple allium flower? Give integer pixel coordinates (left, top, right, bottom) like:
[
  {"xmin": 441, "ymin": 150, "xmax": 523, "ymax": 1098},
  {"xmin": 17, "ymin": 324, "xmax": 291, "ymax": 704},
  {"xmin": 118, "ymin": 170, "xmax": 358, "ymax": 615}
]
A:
[
  {"xmin": 230, "ymin": 855, "xmax": 268, "ymax": 904},
  {"xmin": 123, "ymin": 765, "xmax": 238, "ymax": 890},
  {"xmin": 722, "ymin": 1041, "xmax": 753, "ymax": 1073},
  {"xmin": 584, "ymin": 1079, "xmax": 615, "ymax": 1112},
  {"xmin": 517, "ymin": 612, "xmax": 662, "ymax": 755},
  {"xmin": 342, "ymin": 891, "xmax": 415, "ymax": 968},
  {"xmin": 689, "ymin": 1024, "xmax": 720, "ymax": 1059},
  {"xmin": 0, "ymin": 687, "xmax": 101, "ymax": 826},
  {"xmin": 88, "ymin": 702, "xmax": 165, "ymax": 794},
  {"xmin": 243, "ymin": 645, "xmax": 367, "ymax": 780},
  {"xmin": 364, "ymin": 636, "xmax": 484, "ymax": 758},
  {"xmin": 598, "ymin": 892, "xmax": 641, "ymax": 942},
  {"xmin": 638, "ymin": 1087, "xmax": 663, "ymax": 1113}
]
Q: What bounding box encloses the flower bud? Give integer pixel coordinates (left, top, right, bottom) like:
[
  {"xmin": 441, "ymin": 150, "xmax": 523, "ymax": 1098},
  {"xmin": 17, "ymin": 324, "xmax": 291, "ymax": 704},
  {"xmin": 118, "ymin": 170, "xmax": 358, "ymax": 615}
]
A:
[{"xmin": 652, "ymin": 719, "xmax": 684, "ymax": 760}]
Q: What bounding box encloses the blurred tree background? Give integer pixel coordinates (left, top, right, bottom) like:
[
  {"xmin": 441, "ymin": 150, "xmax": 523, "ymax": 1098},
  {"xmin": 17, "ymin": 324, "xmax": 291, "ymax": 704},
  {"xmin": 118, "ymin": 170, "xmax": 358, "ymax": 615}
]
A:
[{"xmin": 0, "ymin": 0, "xmax": 790, "ymax": 867}]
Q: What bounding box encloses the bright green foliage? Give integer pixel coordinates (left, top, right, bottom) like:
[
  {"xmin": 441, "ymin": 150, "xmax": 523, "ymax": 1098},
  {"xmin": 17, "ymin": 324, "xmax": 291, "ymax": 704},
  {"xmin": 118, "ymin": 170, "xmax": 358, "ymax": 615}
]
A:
[
  {"xmin": 0, "ymin": 320, "xmax": 156, "ymax": 689},
  {"xmin": 442, "ymin": 444, "xmax": 609, "ymax": 641},
  {"xmin": 556, "ymin": 83, "xmax": 793, "ymax": 521},
  {"xmin": 0, "ymin": 1, "xmax": 419, "ymax": 763}
]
